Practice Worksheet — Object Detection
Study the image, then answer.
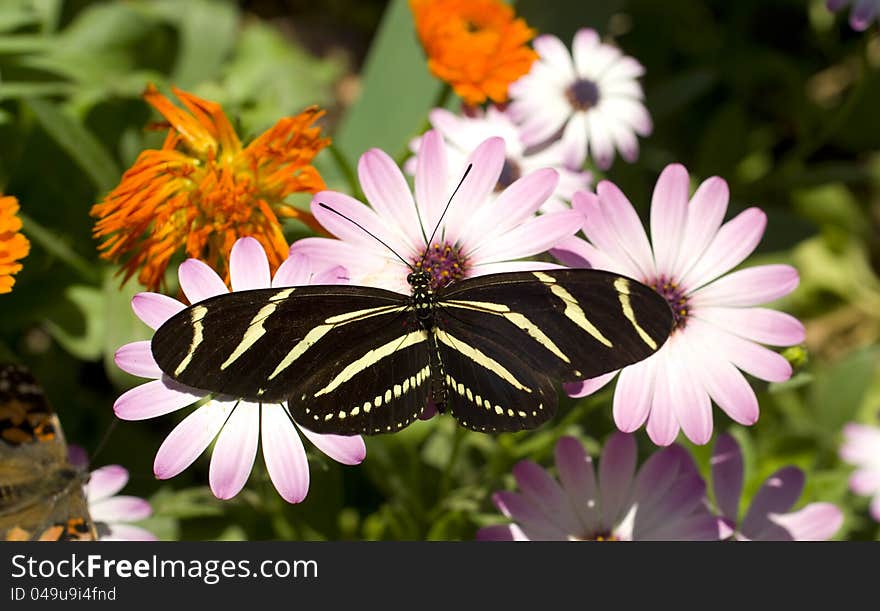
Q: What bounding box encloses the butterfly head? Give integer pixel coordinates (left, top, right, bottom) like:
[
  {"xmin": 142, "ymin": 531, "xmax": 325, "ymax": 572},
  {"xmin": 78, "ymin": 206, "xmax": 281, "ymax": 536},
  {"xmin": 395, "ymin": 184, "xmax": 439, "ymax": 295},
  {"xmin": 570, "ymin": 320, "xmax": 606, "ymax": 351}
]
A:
[{"xmin": 406, "ymin": 270, "xmax": 432, "ymax": 290}]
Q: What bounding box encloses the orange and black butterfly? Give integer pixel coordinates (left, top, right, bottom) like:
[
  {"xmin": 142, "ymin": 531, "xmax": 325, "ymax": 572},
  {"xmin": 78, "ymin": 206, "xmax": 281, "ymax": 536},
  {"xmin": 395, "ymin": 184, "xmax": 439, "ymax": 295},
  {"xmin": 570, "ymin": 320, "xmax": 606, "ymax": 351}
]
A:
[{"xmin": 0, "ymin": 363, "xmax": 96, "ymax": 541}]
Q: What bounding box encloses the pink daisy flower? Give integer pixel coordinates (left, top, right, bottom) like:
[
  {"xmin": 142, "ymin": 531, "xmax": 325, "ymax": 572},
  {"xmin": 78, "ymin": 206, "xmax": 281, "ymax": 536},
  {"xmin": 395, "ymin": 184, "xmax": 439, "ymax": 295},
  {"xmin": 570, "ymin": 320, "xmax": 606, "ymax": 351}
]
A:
[
  {"xmin": 112, "ymin": 237, "xmax": 366, "ymax": 503},
  {"xmin": 477, "ymin": 433, "xmax": 718, "ymax": 541},
  {"xmin": 69, "ymin": 447, "xmax": 156, "ymax": 541},
  {"xmin": 290, "ymin": 129, "xmax": 584, "ymax": 294},
  {"xmin": 827, "ymin": 0, "xmax": 880, "ymax": 31},
  {"xmin": 405, "ymin": 107, "xmax": 592, "ymax": 212},
  {"xmin": 711, "ymin": 433, "xmax": 843, "ymax": 540},
  {"xmin": 508, "ymin": 28, "xmax": 652, "ymax": 170},
  {"xmin": 839, "ymin": 423, "xmax": 880, "ymax": 521},
  {"xmin": 554, "ymin": 164, "xmax": 804, "ymax": 446}
]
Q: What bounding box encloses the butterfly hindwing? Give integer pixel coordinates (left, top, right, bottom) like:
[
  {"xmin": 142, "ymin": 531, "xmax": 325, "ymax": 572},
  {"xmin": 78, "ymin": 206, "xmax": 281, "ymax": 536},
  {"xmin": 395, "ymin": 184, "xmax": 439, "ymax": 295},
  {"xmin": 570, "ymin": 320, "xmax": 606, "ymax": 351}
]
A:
[
  {"xmin": 152, "ymin": 285, "xmax": 410, "ymax": 402},
  {"xmin": 0, "ymin": 364, "xmax": 96, "ymax": 541},
  {"xmin": 437, "ymin": 269, "xmax": 673, "ymax": 382}
]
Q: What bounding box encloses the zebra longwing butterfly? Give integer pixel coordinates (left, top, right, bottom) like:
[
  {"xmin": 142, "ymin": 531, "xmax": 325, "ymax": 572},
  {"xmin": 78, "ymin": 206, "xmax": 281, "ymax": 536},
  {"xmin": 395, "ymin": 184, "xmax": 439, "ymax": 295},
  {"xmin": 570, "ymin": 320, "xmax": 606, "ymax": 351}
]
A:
[{"xmin": 150, "ymin": 166, "xmax": 674, "ymax": 436}]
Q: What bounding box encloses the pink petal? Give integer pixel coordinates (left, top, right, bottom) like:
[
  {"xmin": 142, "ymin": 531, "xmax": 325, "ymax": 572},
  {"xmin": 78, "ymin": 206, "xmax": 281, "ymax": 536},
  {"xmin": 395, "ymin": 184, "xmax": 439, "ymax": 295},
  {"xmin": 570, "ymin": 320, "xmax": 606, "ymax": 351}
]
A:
[
  {"xmin": 632, "ymin": 472, "xmax": 710, "ymax": 540},
  {"xmin": 848, "ymin": 469, "xmax": 880, "ymax": 495},
  {"xmin": 695, "ymin": 307, "xmax": 805, "ymax": 346},
  {"xmin": 89, "ymin": 496, "xmax": 152, "ymax": 523},
  {"xmin": 534, "ymin": 34, "xmax": 575, "ymax": 78},
  {"xmin": 311, "ymin": 191, "xmax": 413, "ymax": 258},
  {"xmin": 669, "ymin": 176, "xmax": 729, "ymax": 280},
  {"xmin": 209, "ymin": 401, "xmax": 260, "ymax": 500},
  {"xmin": 475, "ymin": 525, "xmax": 522, "ymax": 541},
  {"xmin": 840, "ymin": 423, "xmax": 880, "ymax": 465},
  {"xmin": 468, "ymin": 261, "xmax": 563, "ymax": 278},
  {"xmin": 586, "ymin": 112, "xmax": 616, "ymax": 170},
  {"xmin": 644, "ymin": 350, "xmax": 681, "ymax": 445},
  {"xmin": 667, "ymin": 340, "xmax": 714, "ymax": 445},
  {"xmin": 690, "ymin": 264, "xmax": 799, "ymax": 308},
  {"xmin": 851, "ymin": 0, "xmax": 877, "ymax": 30},
  {"xmin": 572, "ymin": 28, "xmax": 600, "ymax": 77},
  {"xmin": 115, "ymin": 341, "xmax": 163, "ymax": 379},
  {"xmin": 99, "ymin": 524, "xmax": 158, "ymax": 542},
  {"xmin": 513, "ymin": 460, "xmax": 582, "ymax": 534},
  {"xmin": 650, "ymin": 164, "xmax": 691, "ymax": 278},
  {"xmin": 768, "ymin": 503, "xmax": 843, "ymax": 541},
  {"xmin": 613, "ymin": 355, "xmax": 657, "ymax": 432},
  {"xmin": 680, "ymin": 208, "xmax": 767, "ymax": 292},
  {"xmin": 261, "ymin": 403, "xmax": 310, "ymax": 503},
  {"xmin": 492, "ymin": 491, "xmax": 568, "ymax": 540},
  {"xmin": 289, "ymin": 237, "xmax": 389, "ymax": 279},
  {"xmin": 560, "ymin": 113, "xmax": 588, "ymax": 169},
  {"xmin": 359, "ymin": 148, "xmax": 423, "ymax": 250},
  {"xmin": 550, "ymin": 235, "xmax": 616, "ymax": 272},
  {"xmin": 297, "ymin": 425, "xmax": 366, "ymax": 465},
  {"xmin": 153, "ymin": 400, "xmax": 232, "ymax": 479},
  {"xmin": 178, "ymin": 258, "xmax": 229, "ymax": 304},
  {"xmin": 131, "ymin": 293, "xmax": 185, "ymax": 330},
  {"xmin": 85, "ymin": 465, "xmax": 128, "ymax": 502},
  {"xmin": 632, "ymin": 446, "xmax": 691, "ymax": 513},
  {"xmin": 470, "ymin": 210, "xmax": 583, "ymax": 264},
  {"xmin": 698, "ymin": 351, "xmax": 760, "ymax": 425},
  {"xmin": 555, "ymin": 436, "xmax": 601, "ymax": 534},
  {"xmin": 707, "ymin": 324, "xmax": 793, "ymax": 382},
  {"xmin": 598, "ymin": 433, "xmax": 637, "ymax": 526},
  {"xmin": 310, "ymin": 265, "xmax": 349, "ymax": 286},
  {"xmin": 564, "ymin": 371, "xmax": 617, "ymax": 398},
  {"xmin": 229, "ymin": 237, "xmax": 271, "ymax": 291},
  {"xmin": 114, "ymin": 379, "xmax": 204, "ymax": 421},
  {"xmin": 415, "ymin": 129, "xmax": 450, "ymax": 234},
  {"xmin": 741, "ymin": 466, "xmax": 805, "ymax": 538},
  {"xmin": 443, "ymin": 137, "xmax": 506, "ymax": 246},
  {"xmin": 272, "ymin": 252, "xmax": 312, "ymax": 287},
  {"xmin": 710, "ymin": 433, "xmax": 744, "ymax": 523}
]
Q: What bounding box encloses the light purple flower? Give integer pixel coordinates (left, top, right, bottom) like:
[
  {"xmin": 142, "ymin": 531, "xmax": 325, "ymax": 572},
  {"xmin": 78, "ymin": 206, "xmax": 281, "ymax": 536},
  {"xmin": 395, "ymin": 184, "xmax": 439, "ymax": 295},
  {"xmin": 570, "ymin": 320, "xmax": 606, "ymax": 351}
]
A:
[
  {"xmin": 85, "ymin": 465, "xmax": 157, "ymax": 541},
  {"xmin": 554, "ymin": 164, "xmax": 804, "ymax": 446},
  {"xmin": 477, "ymin": 433, "xmax": 719, "ymax": 541},
  {"xmin": 840, "ymin": 423, "xmax": 880, "ymax": 521},
  {"xmin": 508, "ymin": 28, "xmax": 652, "ymax": 170},
  {"xmin": 827, "ymin": 0, "xmax": 880, "ymax": 31},
  {"xmin": 405, "ymin": 107, "xmax": 592, "ymax": 212},
  {"xmin": 291, "ymin": 130, "xmax": 583, "ymax": 294},
  {"xmin": 113, "ymin": 237, "xmax": 366, "ymax": 504},
  {"xmin": 711, "ymin": 433, "xmax": 843, "ymax": 540}
]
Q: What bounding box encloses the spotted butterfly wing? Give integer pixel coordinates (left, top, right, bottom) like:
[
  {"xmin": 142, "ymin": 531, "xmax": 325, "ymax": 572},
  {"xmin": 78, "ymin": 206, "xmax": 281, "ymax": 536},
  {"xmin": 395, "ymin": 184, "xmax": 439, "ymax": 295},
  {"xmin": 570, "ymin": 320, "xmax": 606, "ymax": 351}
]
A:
[
  {"xmin": 151, "ymin": 268, "xmax": 673, "ymax": 435},
  {"xmin": 0, "ymin": 364, "xmax": 97, "ymax": 541}
]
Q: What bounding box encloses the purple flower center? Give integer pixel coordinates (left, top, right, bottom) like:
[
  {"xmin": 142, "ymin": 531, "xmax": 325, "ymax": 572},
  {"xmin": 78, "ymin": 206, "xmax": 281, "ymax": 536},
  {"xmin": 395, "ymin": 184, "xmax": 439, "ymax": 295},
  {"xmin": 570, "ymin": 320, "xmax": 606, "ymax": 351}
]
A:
[
  {"xmin": 413, "ymin": 242, "xmax": 467, "ymax": 290},
  {"xmin": 495, "ymin": 157, "xmax": 522, "ymax": 192},
  {"xmin": 649, "ymin": 275, "xmax": 690, "ymax": 331},
  {"xmin": 569, "ymin": 531, "xmax": 619, "ymax": 541},
  {"xmin": 566, "ymin": 78, "xmax": 601, "ymax": 111}
]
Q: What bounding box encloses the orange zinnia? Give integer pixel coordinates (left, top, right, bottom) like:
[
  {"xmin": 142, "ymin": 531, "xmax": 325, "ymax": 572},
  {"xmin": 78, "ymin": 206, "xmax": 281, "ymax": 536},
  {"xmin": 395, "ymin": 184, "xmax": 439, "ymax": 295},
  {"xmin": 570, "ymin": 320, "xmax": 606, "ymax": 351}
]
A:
[
  {"xmin": 410, "ymin": 0, "xmax": 538, "ymax": 106},
  {"xmin": 0, "ymin": 195, "xmax": 30, "ymax": 294},
  {"xmin": 91, "ymin": 85, "xmax": 329, "ymax": 291}
]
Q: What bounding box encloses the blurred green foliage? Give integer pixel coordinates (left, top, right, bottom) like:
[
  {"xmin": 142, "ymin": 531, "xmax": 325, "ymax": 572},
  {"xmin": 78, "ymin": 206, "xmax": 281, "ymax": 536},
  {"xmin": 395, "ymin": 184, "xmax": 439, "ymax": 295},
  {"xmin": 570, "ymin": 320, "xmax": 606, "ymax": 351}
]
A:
[{"xmin": 0, "ymin": 0, "xmax": 878, "ymax": 540}]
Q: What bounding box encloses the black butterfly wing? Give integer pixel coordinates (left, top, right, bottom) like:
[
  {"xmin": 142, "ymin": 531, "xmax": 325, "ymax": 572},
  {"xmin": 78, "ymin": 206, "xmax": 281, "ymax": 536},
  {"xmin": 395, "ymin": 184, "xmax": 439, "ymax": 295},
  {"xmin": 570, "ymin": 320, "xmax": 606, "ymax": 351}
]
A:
[
  {"xmin": 434, "ymin": 328, "xmax": 558, "ymax": 433},
  {"xmin": 437, "ymin": 269, "xmax": 673, "ymax": 383},
  {"xmin": 152, "ymin": 285, "xmax": 411, "ymax": 403},
  {"xmin": 152, "ymin": 286, "xmax": 433, "ymax": 435}
]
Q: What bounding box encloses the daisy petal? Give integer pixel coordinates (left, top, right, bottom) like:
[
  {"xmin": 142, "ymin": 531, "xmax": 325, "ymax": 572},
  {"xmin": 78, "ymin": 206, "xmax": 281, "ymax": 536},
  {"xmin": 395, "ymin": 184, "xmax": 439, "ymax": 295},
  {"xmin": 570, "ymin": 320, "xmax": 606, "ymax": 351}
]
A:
[
  {"xmin": 598, "ymin": 432, "xmax": 637, "ymax": 526},
  {"xmin": 115, "ymin": 341, "xmax": 163, "ymax": 379},
  {"xmin": 471, "ymin": 210, "xmax": 583, "ymax": 264},
  {"xmin": 613, "ymin": 355, "xmax": 656, "ymax": 432},
  {"xmin": 261, "ymin": 403, "xmax": 309, "ymax": 503},
  {"xmin": 690, "ymin": 264, "xmax": 799, "ymax": 308},
  {"xmin": 153, "ymin": 400, "xmax": 232, "ymax": 479},
  {"xmin": 476, "ymin": 525, "xmax": 522, "ymax": 541},
  {"xmin": 359, "ymin": 148, "xmax": 422, "ymax": 249},
  {"xmin": 310, "ymin": 265, "xmax": 349, "ymax": 285},
  {"xmin": 443, "ymin": 137, "xmax": 506, "ymax": 246},
  {"xmin": 572, "ymin": 28, "xmax": 601, "ymax": 77},
  {"xmin": 555, "ymin": 436, "xmax": 601, "ymax": 534},
  {"xmin": 84, "ymin": 465, "xmax": 128, "ymax": 502},
  {"xmin": 131, "ymin": 293, "xmax": 185, "ymax": 330},
  {"xmin": 209, "ymin": 402, "xmax": 260, "ymax": 500},
  {"xmin": 563, "ymin": 371, "xmax": 617, "ymax": 398},
  {"xmin": 591, "ymin": 182, "xmax": 655, "ymax": 279},
  {"xmin": 272, "ymin": 252, "xmax": 312, "ymax": 287},
  {"xmin": 89, "ymin": 496, "xmax": 152, "ymax": 523},
  {"xmin": 178, "ymin": 258, "xmax": 229, "ymax": 304},
  {"xmin": 560, "ymin": 113, "xmax": 588, "ymax": 169},
  {"xmin": 670, "ymin": 176, "xmax": 728, "ymax": 280},
  {"xmin": 768, "ymin": 503, "xmax": 843, "ymax": 541},
  {"xmin": 297, "ymin": 425, "xmax": 366, "ymax": 465},
  {"xmin": 644, "ymin": 350, "xmax": 681, "ymax": 445},
  {"xmin": 650, "ymin": 164, "xmax": 691, "ymax": 277},
  {"xmin": 513, "ymin": 460, "xmax": 582, "ymax": 534},
  {"xmin": 668, "ymin": 341, "xmax": 714, "ymax": 445},
  {"xmin": 230, "ymin": 237, "xmax": 271, "ymax": 291},
  {"xmin": 114, "ymin": 379, "xmax": 203, "ymax": 421},
  {"xmin": 492, "ymin": 491, "xmax": 568, "ymax": 540},
  {"xmin": 586, "ymin": 111, "xmax": 615, "ymax": 170},
  {"xmin": 415, "ymin": 129, "xmax": 450, "ymax": 233},
  {"xmin": 696, "ymin": 307, "xmax": 805, "ymax": 346},
  {"xmin": 311, "ymin": 191, "xmax": 412, "ymax": 258},
  {"xmin": 534, "ymin": 34, "xmax": 576, "ymax": 79},
  {"xmin": 100, "ymin": 524, "xmax": 158, "ymax": 542},
  {"xmin": 710, "ymin": 433, "xmax": 744, "ymax": 523},
  {"xmin": 741, "ymin": 466, "xmax": 805, "ymax": 537}
]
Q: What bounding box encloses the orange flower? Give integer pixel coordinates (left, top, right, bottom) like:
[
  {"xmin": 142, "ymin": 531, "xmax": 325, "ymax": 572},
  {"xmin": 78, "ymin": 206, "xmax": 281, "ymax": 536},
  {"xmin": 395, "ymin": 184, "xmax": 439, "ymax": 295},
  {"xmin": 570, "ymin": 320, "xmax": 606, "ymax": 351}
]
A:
[
  {"xmin": 91, "ymin": 85, "xmax": 330, "ymax": 291},
  {"xmin": 410, "ymin": 0, "xmax": 538, "ymax": 106},
  {"xmin": 0, "ymin": 195, "xmax": 30, "ymax": 294}
]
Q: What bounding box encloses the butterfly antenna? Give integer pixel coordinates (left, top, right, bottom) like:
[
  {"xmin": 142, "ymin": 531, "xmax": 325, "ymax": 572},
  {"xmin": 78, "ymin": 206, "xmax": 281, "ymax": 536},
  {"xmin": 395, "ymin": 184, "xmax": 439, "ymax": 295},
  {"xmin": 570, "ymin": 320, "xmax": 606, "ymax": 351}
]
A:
[
  {"xmin": 423, "ymin": 164, "xmax": 472, "ymax": 254},
  {"xmin": 88, "ymin": 419, "xmax": 118, "ymax": 467},
  {"xmin": 317, "ymin": 203, "xmax": 415, "ymax": 271}
]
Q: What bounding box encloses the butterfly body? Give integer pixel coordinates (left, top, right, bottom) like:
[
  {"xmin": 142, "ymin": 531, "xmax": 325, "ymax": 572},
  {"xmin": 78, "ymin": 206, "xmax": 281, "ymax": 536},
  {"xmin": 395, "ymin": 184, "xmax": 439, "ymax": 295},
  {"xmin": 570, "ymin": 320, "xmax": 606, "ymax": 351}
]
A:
[
  {"xmin": 0, "ymin": 364, "xmax": 96, "ymax": 541},
  {"xmin": 152, "ymin": 268, "xmax": 674, "ymax": 436}
]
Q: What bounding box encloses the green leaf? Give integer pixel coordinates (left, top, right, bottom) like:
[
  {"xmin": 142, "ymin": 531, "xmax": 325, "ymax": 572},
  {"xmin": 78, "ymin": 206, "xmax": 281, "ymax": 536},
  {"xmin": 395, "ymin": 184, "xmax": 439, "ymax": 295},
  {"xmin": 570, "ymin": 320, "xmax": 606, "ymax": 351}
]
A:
[
  {"xmin": 102, "ymin": 271, "xmax": 153, "ymax": 390},
  {"xmin": 335, "ymin": 0, "xmax": 442, "ymax": 159},
  {"xmin": 24, "ymin": 97, "xmax": 120, "ymax": 193},
  {"xmin": 810, "ymin": 346, "xmax": 880, "ymax": 434},
  {"xmin": 44, "ymin": 284, "xmax": 105, "ymax": 361}
]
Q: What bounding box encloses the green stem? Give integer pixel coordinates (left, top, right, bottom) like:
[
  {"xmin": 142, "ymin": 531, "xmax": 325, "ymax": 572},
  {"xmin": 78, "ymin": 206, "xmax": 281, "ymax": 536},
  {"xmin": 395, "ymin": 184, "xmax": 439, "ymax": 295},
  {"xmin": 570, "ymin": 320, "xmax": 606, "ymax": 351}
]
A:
[
  {"xmin": 438, "ymin": 426, "xmax": 465, "ymax": 501},
  {"xmin": 395, "ymin": 83, "xmax": 452, "ymax": 165},
  {"xmin": 19, "ymin": 213, "xmax": 101, "ymax": 284},
  {"xmin": 327, "ymin": 143, "xmax": 361, "ymax": 199}
]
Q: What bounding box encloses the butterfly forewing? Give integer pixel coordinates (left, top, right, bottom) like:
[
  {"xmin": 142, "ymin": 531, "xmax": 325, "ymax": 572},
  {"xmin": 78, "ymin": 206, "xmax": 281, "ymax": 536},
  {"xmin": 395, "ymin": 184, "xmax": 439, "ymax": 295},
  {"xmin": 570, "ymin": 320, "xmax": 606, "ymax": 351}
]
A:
[
  {"xmin": 437, "ymin": 269, "xmax": 673, "ymax": 382},
  {"xmin": 152, "ymin": 285, "xmax": 410, "ymax": 402}
]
